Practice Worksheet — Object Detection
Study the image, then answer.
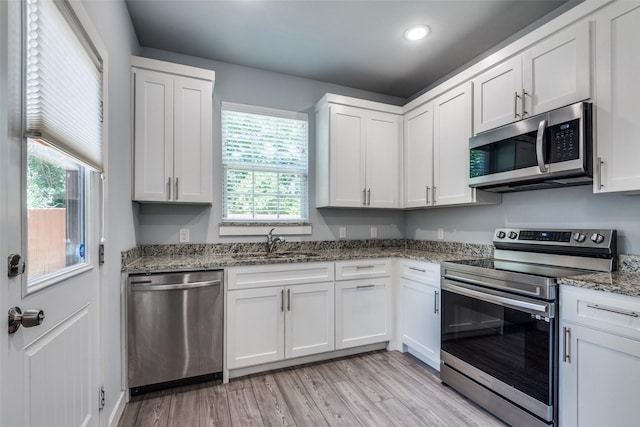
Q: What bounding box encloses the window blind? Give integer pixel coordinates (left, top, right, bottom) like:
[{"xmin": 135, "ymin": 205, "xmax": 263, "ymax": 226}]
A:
[
  {"xmin": 222, "ymin": 102, "xmax": 308, "ymax": 221},
  {"xmin": 24, "ymin": 0, "xmax": 103, "ymax": 171}
]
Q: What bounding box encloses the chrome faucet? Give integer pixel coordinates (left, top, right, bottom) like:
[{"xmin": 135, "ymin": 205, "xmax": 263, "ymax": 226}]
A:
[{"xmin": 266, "ymin": 228, "xmax": 285, "ymax": 253}]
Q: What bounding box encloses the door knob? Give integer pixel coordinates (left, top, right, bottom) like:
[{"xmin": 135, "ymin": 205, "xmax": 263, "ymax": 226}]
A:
[
  {"xmin": 7, "ymin": 254, "xmax": 25, "ymax": 277},
  {"xmin": 8, "ymin": 307, "xmax": 45, "ymax": 334}
]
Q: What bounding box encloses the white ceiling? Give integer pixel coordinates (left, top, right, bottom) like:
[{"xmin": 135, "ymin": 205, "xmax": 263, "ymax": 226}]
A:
[{"xmin": 125, "ymin": 0, "xmax": 576, "ymax": 99}]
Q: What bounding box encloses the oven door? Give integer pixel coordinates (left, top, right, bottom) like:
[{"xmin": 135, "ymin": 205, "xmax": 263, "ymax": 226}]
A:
[{"xmin": 441, "ymin": 279, "xmax": 556, "ymax": 422}]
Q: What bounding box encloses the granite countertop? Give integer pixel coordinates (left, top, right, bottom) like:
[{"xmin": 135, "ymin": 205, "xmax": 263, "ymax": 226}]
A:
[
  {"xmin": 558, "ymin": 272, "xmax": 640, "ymax": 298},
  {"xmin": 122, "ymin": 247, "xmax": 483, "ymax": 273}
]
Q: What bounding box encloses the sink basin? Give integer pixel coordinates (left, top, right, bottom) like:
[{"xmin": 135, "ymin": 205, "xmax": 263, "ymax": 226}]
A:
[{"xmin": 231, "ymin": 251, "xmax": 321, "ymax": 259}]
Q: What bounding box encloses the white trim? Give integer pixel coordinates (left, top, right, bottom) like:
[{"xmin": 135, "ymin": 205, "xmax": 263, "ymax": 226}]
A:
[
  {"xmin": 107, "ymin": 390, "xmax": 126, "ymax": 427},
  {"xmin": 131, "ymin": 56, "xmax": 215, "ymax": 82},
  {"xmin": 314, "ymin": 93, "xmax": 403, "ymax": 114},
  {"xmin": 218, "ymin": 224, "xmax": 312, "ymax": 236},
  {"xmin": 222, "ymin": 101, "xmax": 308, "ymax": 122},
  {"xmin": 25, "ymin": 263, "xmax": 94, "ymax": 296}
]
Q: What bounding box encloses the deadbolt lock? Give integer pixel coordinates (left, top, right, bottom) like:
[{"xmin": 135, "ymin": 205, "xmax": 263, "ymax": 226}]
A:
[{"xmin": 7, "ymin": 254, "xmax": 25, "ymax": 278}]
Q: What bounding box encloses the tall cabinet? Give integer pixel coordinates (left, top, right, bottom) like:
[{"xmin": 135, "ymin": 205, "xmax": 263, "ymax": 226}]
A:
[
  {"xmin": 594, "ymin": 1, "xmax": 640, "ymax": 193},
  {"xmin": 132, "ymin": 57, "xmax": 215, "ymax": 203},
  {"xmin": 316, "ymin": 94, "xmax": 402, "ymax": 208}
]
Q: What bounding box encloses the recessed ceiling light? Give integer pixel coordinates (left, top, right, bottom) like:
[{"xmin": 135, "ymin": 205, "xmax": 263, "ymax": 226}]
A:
[{"xmin": 404, "ymin": 25, "xmax": 430, "ymax": 41}]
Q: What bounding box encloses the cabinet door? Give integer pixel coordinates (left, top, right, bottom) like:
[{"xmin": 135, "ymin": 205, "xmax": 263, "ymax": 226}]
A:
[
  {"xmin": 560, "ymin": 322, "xmax": 640, "ymax": 427},
  {"xmin": 400, "ymin": 278, "xmax": 440, "ymax": 370},
  {"xmin": 285, "ymin": 282, "xmax": 334, "ymax": 359},
  {"xmin": 133, "ymin": 69, "xmax": 174, "ymax": 202},
  {"xmin": 365, "ymin": 111, "xmax": 401, "ymax": 208},
  {"xmin": 595, "ymin": 2, "xmax": 640, "ymax": 193},
  {"xmin": 523, "ymin": 21, "xmax": 591, "ymax": 116},
  {"xmin": 329, "ymin": 104, "xmax": 366, "ymax": 207},
  {"xmin": 473, "ymin": 57, "xmax": 523, "ymax": 134},
  {"xmin": 433, "ymin": 81, "xmax": 474, "ymax": 206},
  {"xmin": 173, "ymin": 76, "xmax": 213, "ymax": 203},
  {"xmin": 403, "ymin": 103, "xmax": 434, "ymax": 207},
  {"xmin": 335, "ymin": 277, "xmax": 392, "ymax": 349},
  {"xmin": 226, "ymin": 287, "xmax": 285, "ymax": 369}
]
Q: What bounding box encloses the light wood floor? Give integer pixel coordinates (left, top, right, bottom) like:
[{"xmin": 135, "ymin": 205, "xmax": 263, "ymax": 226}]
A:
[{"xmin": 118, "ymin": 350, "xmax": 507, "ymax": 427}]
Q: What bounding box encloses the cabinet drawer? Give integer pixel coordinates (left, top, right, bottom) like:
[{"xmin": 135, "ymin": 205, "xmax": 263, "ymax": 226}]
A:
[
  {"xmin": 227, "ymin": 262, "xmax": 334, "ymax": 290},
  {"xmin": 399, "ymin": 260, "xmax": 440, "ymax": 286},
  {"xmin": 335, "ymin": 259, "xmax": 391, "ymax": 281},
  {"xmin": 561, "ymin": 285, "xmax": 640, "ymax": 340}
]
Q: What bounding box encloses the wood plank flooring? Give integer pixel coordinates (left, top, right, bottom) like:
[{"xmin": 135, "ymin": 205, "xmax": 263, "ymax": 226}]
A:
[{"xmin": 118, "ymin": 350, "xmax": 507, "ymax": 427}]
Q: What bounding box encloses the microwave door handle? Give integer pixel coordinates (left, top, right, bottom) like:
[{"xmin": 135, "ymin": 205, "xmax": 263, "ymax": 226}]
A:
[{"xmin": 536, "ymin": 119, "xmax": 548, "ymax": 173}]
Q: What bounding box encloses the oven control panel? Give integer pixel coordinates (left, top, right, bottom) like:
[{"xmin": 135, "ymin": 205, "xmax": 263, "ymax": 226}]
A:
[{"xmin": 493, "ymin": 228, "xmax": 616, "ymax": 250}]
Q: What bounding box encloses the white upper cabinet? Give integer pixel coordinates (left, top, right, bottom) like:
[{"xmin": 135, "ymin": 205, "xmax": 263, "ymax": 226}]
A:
[
  {"xmin": 433, "ymin": 82, "xmax": 501, "ymax": 207},
  {"xmin": 403, "ymin": 102, "xmax": 434, "ymax": 208},
  {"xmin": 132, "ymin": 57, "xmax": 214, "ymax": 203},
  {"xmin": 473, "ymin": 21, "xmax": 591, "ymax": 134},
  {"xmin": 594, "ymin": 1, "xmax": 640, "ymax": 193},
  {"xmin": 316, "ymin": 95, "xmax": 402, "ymax": 208}
]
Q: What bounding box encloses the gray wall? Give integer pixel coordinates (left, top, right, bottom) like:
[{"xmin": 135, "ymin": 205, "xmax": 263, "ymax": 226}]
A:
[
  {"xmin": 136, "ymin": 47, "xmax": 406, "ymax": 244},
  {"xmin": 80, "ymin": 0, "xmax": 140, "ymax": 422},
  {"xmin": 405, "ymin": 185, "xmax": 640, "ymax": 254}
]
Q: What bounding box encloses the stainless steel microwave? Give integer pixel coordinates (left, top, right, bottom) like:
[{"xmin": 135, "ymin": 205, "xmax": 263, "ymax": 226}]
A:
[{"xmin": 469, "ymin": 102, "xmax": 592, "ymax": 192}]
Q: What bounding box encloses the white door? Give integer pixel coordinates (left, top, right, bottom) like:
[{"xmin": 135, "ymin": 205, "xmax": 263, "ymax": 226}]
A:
[
  {"xmin": 329, "ymin": 104, "xmax": 366, "ymax": 207},
  {"xmin": 403, "ymin": 103, "xmax": 434, "ymax": 208},
  {"xmin": 173, "ymin": 76, "xmax": 213, "ymax": 203},
  {"xmin": 400, "ymin": 279, "xmax": 440, "ymax": 369},
  {"xmin": 433, "ymin": 81, "xmax": 474, "ymax": 206},
  {"xmin": 365, "ymin": 111, "xmax": 400, "ymax": 208},
  {"xmin": 1, "ymin": 3, "xmax": 102, "ymax": 426},
  {"xmin": 473, "ymin": 56, "xmax": 523, "ymax": 134},
  {"xmin": 226, "ymin": 287, "xmax": 285, "ymax": 369},
  {"xmin": 284, "ymin": 282, "xmax": 334, "ymax": 359}
]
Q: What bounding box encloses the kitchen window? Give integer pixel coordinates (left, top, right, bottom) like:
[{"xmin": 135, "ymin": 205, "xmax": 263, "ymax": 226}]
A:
[
  {"xmin": 23, "ymin": 0, "xmax": 103, "ymax": 289},
  {"xmin": 221, "ymin": 102, "xmax": 308, "ymax": 222}
]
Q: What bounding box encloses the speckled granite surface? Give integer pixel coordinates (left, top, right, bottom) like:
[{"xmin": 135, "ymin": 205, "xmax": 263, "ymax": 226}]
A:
[
  {"xmin": 121, "ymin": 240, "xmax": 640, "ymax": 298},
  {"xmin": 121, "ymin": 239, "xmax": 487, "ymax": 273}
]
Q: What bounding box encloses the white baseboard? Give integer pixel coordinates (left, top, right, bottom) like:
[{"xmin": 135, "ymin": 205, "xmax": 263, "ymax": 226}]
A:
[{"xmin": 108, "ymin": 390, "xmax": 127, "ymax": 427}]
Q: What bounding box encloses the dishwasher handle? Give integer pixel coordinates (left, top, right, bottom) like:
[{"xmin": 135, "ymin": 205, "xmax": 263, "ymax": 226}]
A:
[{"xmin": 130, "ymin": 279, "xmax": 222, "ymax": 292}]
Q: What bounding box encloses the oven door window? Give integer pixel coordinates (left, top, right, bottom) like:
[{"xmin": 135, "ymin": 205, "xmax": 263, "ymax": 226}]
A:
[{"xmin": 441, "ymin": 288, "xmax": 554, "ymax": 406}]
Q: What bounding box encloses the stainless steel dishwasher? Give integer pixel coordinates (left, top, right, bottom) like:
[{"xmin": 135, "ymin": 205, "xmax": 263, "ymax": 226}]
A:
[{"xmin": 127, "ymin": 270, "xmax": 223, "ymax": 390}]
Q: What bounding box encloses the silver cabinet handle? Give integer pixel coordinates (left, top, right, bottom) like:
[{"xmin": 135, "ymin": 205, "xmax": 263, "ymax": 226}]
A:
[
  {"xmin": 281, "ymin": 289, "xmax": 284, "ymax": 312},
  {"xmin": 521, "ymin": 89, "xmax": 528, "ymax": 117},
  {"xmin": 514, "ymin": 92, "xmax": 521, "ymax": 119},
  {"xmin": 287, "ymin": 288, "xmax": 291, "ymax": 311},
  {"xmin": 432, "ymin": 186, "xmax": 436, "ymax": 204},
  {"xmin": 408, "ymin": 266, "xmax": 426, "ymax": 273},
  {"xmin": 356, "ymin": 284, "xmax": 375, "ymax": 289},
  {"xmin": 355, "ymin": 265, "xmax": 375, "ymax": 269},
  {"xmin": 426, "ymin": 186, "xmax": 430, "ymax": 204},
  {"xmin": 597, "ymin": 157, "xmax": 604, "ymax": 190},
  {"xmin": 434, "ymin": 291, "xmax": 439, "ymax": 314},
  {"xmin": 586, "ymin": 303, "xmax": 639, "ymax": 318},
  {"xmin": 175, "ymin": 177, "xmax": 179, "ymax": 201},
  {"xmin": 167, "ymin": 177, "xmax": 172, "ymax": 200},
  {"xmin": 367, "ymin": 188, "xmax": 371, "ymax": 206},
  {"xmin": 362, "ymin": 188, "xmax": 367, "ymax": 206},
  {"xmin": 536, "ymin": 119, "xmax": 548, "ymax": 173},
  {"xmin": 563, "ymin": 326, "xmax": 571, "ymax": 363}
]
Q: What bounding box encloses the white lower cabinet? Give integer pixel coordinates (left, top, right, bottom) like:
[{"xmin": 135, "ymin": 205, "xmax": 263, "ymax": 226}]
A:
[
  {"xmin": 398, "ymin": 260, "xmax": 441, "ymax": 370},
  {"xmin": 335, "ymin": 277, "xmax": 392, "ymax": 349},
  {"xmin": 227, "ymin": 282, "xmax": 334, "ymax": 369},
  {"xmin": 560, "ymin": 286, "xmax": 640, "ymax": 427}
]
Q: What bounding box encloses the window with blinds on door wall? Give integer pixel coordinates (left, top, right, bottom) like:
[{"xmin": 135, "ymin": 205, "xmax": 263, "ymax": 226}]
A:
[{"xmin": 221, "ymin": 103, "xmax": 309, "ymax": 222}]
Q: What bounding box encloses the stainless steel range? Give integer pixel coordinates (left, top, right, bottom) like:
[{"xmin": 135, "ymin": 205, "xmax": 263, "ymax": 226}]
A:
[{"xmin": 440, "ymin": 228, "xmax": 617, "ymax": 427}]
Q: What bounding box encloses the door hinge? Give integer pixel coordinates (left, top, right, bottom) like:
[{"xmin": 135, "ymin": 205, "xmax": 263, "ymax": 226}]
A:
[
  {"xmin": 98, "ymin": 386, "xmax": 105, "ymax": 410},
  {"xmin": 99, "ymin": 244, "xmax": 105, "ymax": 265}
]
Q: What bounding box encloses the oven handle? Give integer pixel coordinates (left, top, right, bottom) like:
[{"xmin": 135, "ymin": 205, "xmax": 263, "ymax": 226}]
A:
[{"xmin": 441, "ymin": 279, "xmax": 552, "ymax": 317}]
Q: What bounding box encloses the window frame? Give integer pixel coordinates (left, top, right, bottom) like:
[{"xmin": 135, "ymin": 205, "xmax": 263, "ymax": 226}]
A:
[{"xmin": 221, "ymin": 102, "xmax": 310, "ymax": 223}]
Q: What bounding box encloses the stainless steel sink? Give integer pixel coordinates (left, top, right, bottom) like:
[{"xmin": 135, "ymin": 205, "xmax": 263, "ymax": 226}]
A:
[{"xmin": 230, "ymin": 251, "xmax": 320, "ymax": 259}]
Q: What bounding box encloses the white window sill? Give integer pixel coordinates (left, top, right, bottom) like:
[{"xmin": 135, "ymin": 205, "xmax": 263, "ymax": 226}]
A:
[{"xmin": 218, "ymin": 223, "xmax": 313, "ymax": 236}]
